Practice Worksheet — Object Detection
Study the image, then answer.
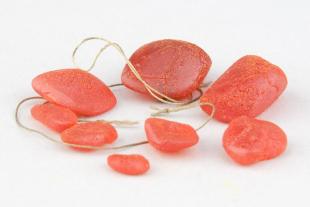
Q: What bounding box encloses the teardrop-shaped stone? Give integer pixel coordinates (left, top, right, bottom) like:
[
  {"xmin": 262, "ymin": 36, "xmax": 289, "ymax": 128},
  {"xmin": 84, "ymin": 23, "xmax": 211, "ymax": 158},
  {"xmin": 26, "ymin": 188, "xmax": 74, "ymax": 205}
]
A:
[{"xmin": 32, "ymin": 69, "xmax": 116, "ymax": 116}]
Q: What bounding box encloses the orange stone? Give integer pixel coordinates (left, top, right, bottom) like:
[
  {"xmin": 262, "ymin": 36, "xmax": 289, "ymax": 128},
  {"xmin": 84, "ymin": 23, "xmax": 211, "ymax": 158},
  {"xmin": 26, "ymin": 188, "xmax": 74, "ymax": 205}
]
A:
[
  {"xmin": 107, "ymin": 154, "xmax": 150, "ymax": 175},
  {"xmin": 223, "ymin": 116, "xmax": 287, "ymax": 165},
  {"xmin": 121, "ymin": 39, "xmax": 212, "ymax": 100},
  {"xmin": 32, "ymin": 69, "xmax": 116, "ymax": 116},
  {"xmin": 61, "ymin": 121, "xmax": 118, "ymax": 149},
  {"xmin": 200, "ymin": 55, "xmax": 287, "ymax": 123},
  {"xmin": 31, "ymin": 102, "xmax": 78, "ymax": 132},
  {"xmin": 145, "ymin": 118, "xmax": 199, "ymax": 152}
]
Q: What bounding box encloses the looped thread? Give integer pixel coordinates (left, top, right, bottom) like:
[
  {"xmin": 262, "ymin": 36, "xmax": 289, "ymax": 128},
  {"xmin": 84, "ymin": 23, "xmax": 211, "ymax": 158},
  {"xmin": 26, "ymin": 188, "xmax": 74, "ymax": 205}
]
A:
[
  {"xmin": 151, "ymin": 101, "xmax": 216, "ymax": 131},
  {"xmin": 15, "ymin": 96, "xmax": 140, "ymax": 150},
  {"xmin": 72, "ymin": 37, "xmax": 199, "ymax": 105}
]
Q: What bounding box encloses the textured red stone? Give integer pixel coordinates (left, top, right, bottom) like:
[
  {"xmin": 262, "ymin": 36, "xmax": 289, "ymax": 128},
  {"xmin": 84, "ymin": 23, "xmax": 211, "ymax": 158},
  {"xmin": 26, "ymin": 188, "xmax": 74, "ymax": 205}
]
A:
[
  {"xmin": 200, "ymin": 55, "xmax": 287, "ymax": 123},
  {"xmin": 31, "ymin": 102, "xmax": 78, "ymax": 132},
  {"xmin": 223, "ymin": 116, "xmax": 287, "ymax": 165},
  {"xmin": 107, "ymin": 154, "xmax": 150, "ymax": 175},
  {"xmin": 32, "ymin": 69, "xmax": 116, "ymax": 116},
  {"xmin": 121, "ymin": 39, "xmax": 212, "ymax": 100},
  {"xmin": 145, "ymin": 118, "xmax": 199, "ymax": 152},
  {"xmin": 61, "ymin": 121, "xmax": 117, "ymax": 149}
]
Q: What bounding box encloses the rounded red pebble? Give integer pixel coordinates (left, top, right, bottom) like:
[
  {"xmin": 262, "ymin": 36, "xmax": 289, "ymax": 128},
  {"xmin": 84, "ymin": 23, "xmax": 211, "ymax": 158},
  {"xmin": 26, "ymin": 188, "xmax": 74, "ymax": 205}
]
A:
[
  {"xmin": 145, "ymin": 118, "xmax": 199, "ymax": 152},
  {"xmin": 61, "ymin": 121, "xmax": 118, "ymax": 149},
  {"xmin": 121, "ymin": 39, "xmax": 212, "ymax": 100},
  {"xmin": 107, "ymin": 154, "xmax": 150, "ymax": 175},
  {"xmin": 32, "ymin": 69, "xmax": 116, "ymax": 116},
  {"xmin": 223, "ymin": 116, "xmax": 287, "ymax": 165},
  {"xmin": 31, "ymin": 102, "xmax": 78, "ymax": 132},
  {"xmin": 200, "ymin": 55, "xmax": 287, "ymax": 123}
]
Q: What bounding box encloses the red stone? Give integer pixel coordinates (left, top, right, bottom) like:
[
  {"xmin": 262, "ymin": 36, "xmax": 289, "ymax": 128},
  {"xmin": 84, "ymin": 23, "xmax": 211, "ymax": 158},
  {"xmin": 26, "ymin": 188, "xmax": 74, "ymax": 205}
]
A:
[
  {"xmin": 107, "ymin": 154, "xmax": 150, "ymax": 175},
  {"xmin": 61, "ymin": 121, "xmax": 118, "ymax": 149},
  {"xmin": 223, "ymin": 116, "xmax": 287, "ymax": 165},
  {"xmin": 200, "ymin": 55, "xmax": 287, "ymax": 123},
  {"xmin": 121, "ymin": 39, "xmax": 212, "ymax": 100},
  {"xmin": 144, "ymin": 118, "xmax": 199, "ymax": 152},
  {"xmin": 32, "ymin": 69, "xmax": 116, "ymax": 116},
  {"xmin": 31, "ymin": 102, "xmax": 78, "ymax": 132}
]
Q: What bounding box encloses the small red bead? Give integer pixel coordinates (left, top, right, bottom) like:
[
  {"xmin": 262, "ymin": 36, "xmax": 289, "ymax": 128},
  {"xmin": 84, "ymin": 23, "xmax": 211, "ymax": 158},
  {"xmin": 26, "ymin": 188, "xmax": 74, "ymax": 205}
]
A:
[
  {"xmin": 61, "ymin": 121, "xmax": 118, "ymax": 150},
  {"xmin": 107, "ymin": 154, "xmax": 150, "ymax": 175}
]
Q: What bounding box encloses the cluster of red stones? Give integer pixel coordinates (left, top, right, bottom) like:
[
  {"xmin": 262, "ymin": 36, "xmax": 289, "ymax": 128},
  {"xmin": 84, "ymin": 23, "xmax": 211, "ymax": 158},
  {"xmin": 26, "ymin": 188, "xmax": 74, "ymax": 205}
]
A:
[{"xmin": 28, "ymin": 39, "xmax": 288, "ymax": 175}]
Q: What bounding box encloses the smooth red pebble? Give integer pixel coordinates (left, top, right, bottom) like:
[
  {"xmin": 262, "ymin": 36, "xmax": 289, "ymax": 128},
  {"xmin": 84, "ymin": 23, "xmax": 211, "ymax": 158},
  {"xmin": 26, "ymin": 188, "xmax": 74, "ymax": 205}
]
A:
[
  {"xmin": 107, "ymin": 154, "xmax": 150, "ymax": 175},
  {"xmin": 60, "ymin": 121, "xmax": 118, "ymax": 149},
  {"xmin": 31, "ymin": 102, "xmax": 78, "ymax": 132},
  {"xmin": 145, "ymin": 118, "xmax": 199, "ymax": 152},
  {"xmin": 121, "ymin": 39, "xmax": 212, "ymax": 100},
  {"xmin": 223, "ymin": 116, "xmax": 287, "ymax": 165},
  {"xmin": 32, "ymin": 69, "xmax": 116, "ymax": 116},
  {"xmin": 200, "ymin": 55, "xmax": 287, "ymax": 123}
]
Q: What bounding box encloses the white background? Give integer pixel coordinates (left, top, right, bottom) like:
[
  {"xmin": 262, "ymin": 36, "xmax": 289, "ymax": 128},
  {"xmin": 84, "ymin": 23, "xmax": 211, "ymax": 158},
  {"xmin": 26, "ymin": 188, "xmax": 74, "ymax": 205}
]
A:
[{"xmin": 0, "ymin": 0, "xmax": 309, "ymax": 207}]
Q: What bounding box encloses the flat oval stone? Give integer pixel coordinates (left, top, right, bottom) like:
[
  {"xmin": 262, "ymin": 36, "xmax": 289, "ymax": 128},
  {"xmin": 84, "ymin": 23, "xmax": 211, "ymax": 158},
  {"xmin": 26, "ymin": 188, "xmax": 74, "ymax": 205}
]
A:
[
  {"xmin": 122, "ymin": 39, "xmax": 212, "ymax": 100},
  {"xmin": 223, "ymin": 116, "xmax": 287, "ymax": 165},
  {"xmin": 31, "ymin": 102, "xmax": 78, "ymax": 132},
  {"xmin": 32, "ymin": 69, "xmax": 116, "ymax": 116},
  {"xmin": 200, "ymin": 55, "xmax": 287, "ymax": 123},
  {"xmin": 107, "ymin": 154, "xmax": 150, "ymax": 175},
  {"xmin": 61, "ymin": 121, "xmax": 118, "ymax": 150},
  {"xmin": 145, "ymin": 118, "xmax": 199, "ymax": 152}
]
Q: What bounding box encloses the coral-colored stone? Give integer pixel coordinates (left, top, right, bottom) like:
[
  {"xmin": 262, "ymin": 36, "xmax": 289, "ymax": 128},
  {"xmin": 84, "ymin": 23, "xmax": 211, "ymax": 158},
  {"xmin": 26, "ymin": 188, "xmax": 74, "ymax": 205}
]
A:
[
  {"xmin": 223, "ymin": 116, "xmax": 287, "ymax": 165},
  {"xmin": 200, "ymin": 55, "xmax": 287, "ymax": 123},
  {"xmin": 121, "ymin": 39, "xmax": 212, "ymax": 100},
  {"xmin": 107, "ymin": 154, "xmax": 150, "ymax": 175},
  {"xmin": 32, "ymin": 69, "xmax": 116, "ymax": 116},
  {"xmin": 145, "ymin": 118, "xmax": 199, "ymax": 152},
  {"xmin": 61, "ymin": 121, "xmax": 117, "ymax": 149},
  {"xmin": 31, "ymin": 102, "xmax": 78, "ymax": 132}
]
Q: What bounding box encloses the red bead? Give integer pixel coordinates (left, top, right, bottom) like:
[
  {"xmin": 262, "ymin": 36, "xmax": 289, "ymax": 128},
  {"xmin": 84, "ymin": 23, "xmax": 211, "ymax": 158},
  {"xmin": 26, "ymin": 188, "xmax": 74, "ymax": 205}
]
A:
[
  {"xmin": 32, "ymin": 69, "xmax": 116, "ymax": 116},
  {"xmin": 121, "ymin": 39, "xmax": 212, "ymax": 100},
  {"xmin": 107, "ymin": 154, "xmax": 150, "ymax": 175},
  {"xmin": 31, "ymin": 102, "xmax": 78, "ymax": 132},
  {"xmin": 223, "ymin": 116, "xmax": 287, "ymax": 165},
  {"xmin": 200, "ymin": 55, "xmax": 287, "ymax": 123},
  {"xmin": 145, "ymin": 118, "xmax": 199, "ymax": 152},
  {"xmin": 61, "ymin": 121, "xmax": 118, "ymax": 150}
]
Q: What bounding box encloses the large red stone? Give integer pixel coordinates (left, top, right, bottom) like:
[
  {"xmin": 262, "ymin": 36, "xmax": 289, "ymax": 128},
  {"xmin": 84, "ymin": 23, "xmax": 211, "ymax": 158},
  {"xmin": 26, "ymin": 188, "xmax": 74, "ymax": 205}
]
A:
[
  {"xmin": 31, "ymin": 102, "xmax": 78, "ymax": 132},
  {"xmin": 107, "ymin": 154, "xmax": 150, "ymax": 175},
  {"xmin": 32, "ymin": 69, "xmax": 116, "ymax": 116},
  {"xmin": 145, "ymin": 118, "xmax": 199, "ymax": 152},
  {"xmin": 61, "ymin": 121, "xmax": 118, "ymax": 149},
  {"xmin": 122, "ymin": 39, "xmax": 212, "ymax": 100},
  {"xmin": 200, "ymin": 55, "xmax": 287, "ymax": 123},
  {"xmin": 223, "ymin": 116, "xmax": 287, "ymax": 165}
]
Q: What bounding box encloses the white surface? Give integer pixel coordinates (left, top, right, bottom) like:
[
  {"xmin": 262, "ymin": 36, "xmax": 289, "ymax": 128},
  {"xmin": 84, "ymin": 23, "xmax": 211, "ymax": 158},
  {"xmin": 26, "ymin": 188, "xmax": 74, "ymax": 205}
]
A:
[{"xmin": 0, "ymin": 0, "xmax": 309, "ymax": 207}]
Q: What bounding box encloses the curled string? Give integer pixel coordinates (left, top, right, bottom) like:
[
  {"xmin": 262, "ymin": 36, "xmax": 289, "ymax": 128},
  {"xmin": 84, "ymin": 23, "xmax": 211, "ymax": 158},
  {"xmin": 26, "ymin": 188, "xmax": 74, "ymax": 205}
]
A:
[
  {"xmin": 15, "ymin": 96, "xmax": 143, "ymax": 150},
  {"xmin": 72, "ymin": 37, "xmax": 199, "ymax": 105},
  {"xmin": 150, "ymin": 101, "xmax": 216, "ymax": 131}
]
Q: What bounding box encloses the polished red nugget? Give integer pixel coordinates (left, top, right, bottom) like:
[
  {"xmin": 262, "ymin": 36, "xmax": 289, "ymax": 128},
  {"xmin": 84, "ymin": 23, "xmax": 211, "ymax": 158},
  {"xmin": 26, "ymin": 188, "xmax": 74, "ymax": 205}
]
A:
[
  {"xmin": 145, "ymin": 118, "xmax": 199, "ymax": 152},
  {"xmin": 31, "ymin": 103, "xmax": 78, "ymax": 132},
  {"xmin": 32, "ymin": 69, "xmax": 116, "ymax": 116},
  {"xmin": 223, "ymin": 116, "xmax": 287, "ymax": 165},
  {"xmin": 107, "ymin": 154, "xmax": 150, "ymax": 175},
  {"xmin": 122, "ymin": 39, "xmax": 212, "ymax": 100},
  {"xmin": 61, "ymin": 121, "xmax": 118, "ymax": 149},
  {"xmin": 200, "ymin": 55, "xmax": 287, "ymax": 122}
]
